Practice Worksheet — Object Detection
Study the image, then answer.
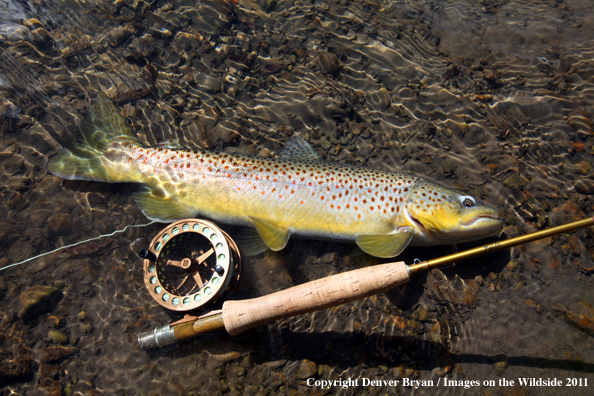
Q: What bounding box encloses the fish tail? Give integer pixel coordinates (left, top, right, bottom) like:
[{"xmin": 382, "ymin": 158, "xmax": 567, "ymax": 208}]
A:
[{"xmin": 46, "ymin": 93, "xmax": 140, "ymax": 182}]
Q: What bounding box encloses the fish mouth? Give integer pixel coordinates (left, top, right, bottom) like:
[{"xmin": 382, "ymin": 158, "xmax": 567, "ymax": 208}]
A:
[
  {"xmin": 461, "ymin": 212, "xmax": 503, "ymax": 227},
  {"xmin": 409, "ymin": 214, "xmax": 428, "ymax": 235},
  {"xmin": 403, "ymin": 208, "xmax": 430, "ymax": 237}
]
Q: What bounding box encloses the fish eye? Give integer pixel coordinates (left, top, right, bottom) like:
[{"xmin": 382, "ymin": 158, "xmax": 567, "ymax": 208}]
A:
[{"xmin": 462, "ymin": 196, "xmax": 475, "ymax": 208}]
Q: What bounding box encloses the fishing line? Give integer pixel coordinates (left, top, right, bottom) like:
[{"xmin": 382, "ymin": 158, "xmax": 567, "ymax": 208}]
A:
[
  {"xmin": 0, "ymin": 214, "xmax": 586, "ymax": 273},
  {"xmin": 0, "ymin": 221, "xmax": 157, "ymax": 272}
]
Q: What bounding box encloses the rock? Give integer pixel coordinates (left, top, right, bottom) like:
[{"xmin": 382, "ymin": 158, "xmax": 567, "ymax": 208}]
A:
[
  {"xmin": 212, "ymin": 351, "xmax": 241, "ymax": 362},
  {"xmin": 48, "ymin": 330, "xmax": 69, "ymax": 344},
  {"xmin": 42, "ymin": 345, "xmax": 75, "ymax": 363},
  {"xmin": 428, "ymin": 322, "xmax": 442, "ymax": 344},
  {"xmin": 567, "ymin": 110, "xmax": 592, "ymax": 138},
  {"xmin": 524, "ymin": 298, "xmax": 542, "ymax": 314},
  {"xmin": 47, "ymin": 213, "xmax": 72, "ymax": 234},
  {"xmin": 18, "ymin": 285, "xmax": 63, "ymax": 321},
  {"xmin": 493, "ymin": 354, "xmax": 509, "ymax": 374},
  {"xmin": 417, "ymin": 307, "xmax": 428, "ymax": 321},
  {"xmin": 319, "ymin": 139, "xmax": 331, "ymax": 150},
  {"xmin": 312, "ymin": 51, "xmax": 341, "ymax": 75},
  {"xmin": 232, "ymin": 366, "xmax": 247, "ymax": 376},
  {"xmin": 462, "ymin": 280, "xmax": 480, "ymax": 307},
  {"xmin": 569, "ymin": 234, "xmax": 586, "ymax": 256},
  {"xmin": 268, "ymin": 372, "xmax": 286, "ymax": 390},
  {"xmin": 0, "ymin": 345, "xmax": 34, "ymax": 381},
  {"xmin": 38, "ymin": 364, "xmax": 59, "ymax": 379},
  {"xmin": 573, "ymin": 179, "xmax": 594, "ymax": 195},
  {"xmin": 39, "ymin": 377, "xmax": 63, "ymax": 396},
  {"xmin": 295, "ymin": 359, "xmax": 317, "ymax": 379},
  {"xmin": 502, "ymin": 173, "xmax": 524, "ymax": 190},
  {"xmin": 554, "ymin": 301, "xmax": 594, "ymax": 336}
]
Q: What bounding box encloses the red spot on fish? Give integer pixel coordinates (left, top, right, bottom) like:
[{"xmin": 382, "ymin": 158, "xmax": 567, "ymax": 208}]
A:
[{"xmin": 300, "ymin": 200, "xmax": 304, "ymax": 204}]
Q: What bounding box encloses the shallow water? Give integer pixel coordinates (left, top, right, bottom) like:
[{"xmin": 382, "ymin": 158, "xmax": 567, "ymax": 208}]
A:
[{"xmin": 1, "ymin": 0, "xmax": 594, "ymax": 394}]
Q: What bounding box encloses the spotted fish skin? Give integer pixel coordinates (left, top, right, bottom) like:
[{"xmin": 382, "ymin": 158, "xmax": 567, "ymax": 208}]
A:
[
  {"xmin": 47, "ymin": 94, "xmax": 503, "ymax": 257},
  {"xmin": 111, "ymin": 142, "xmax": 421, "ymax": 237}
]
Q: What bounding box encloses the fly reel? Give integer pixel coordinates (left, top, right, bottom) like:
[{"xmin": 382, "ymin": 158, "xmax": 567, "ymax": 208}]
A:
[{"xmin": 139, "ymin": 219, "xmax": 241, "ymax": 314}]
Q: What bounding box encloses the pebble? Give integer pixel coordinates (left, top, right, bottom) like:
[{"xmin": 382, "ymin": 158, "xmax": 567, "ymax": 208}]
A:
[
  {"xmin": 18, "ymin": 285, "xmax": 63, "ymax": 320},
  {"xmin": 573, "ymin": 179, "xmax": 594, "ymax": 195},
  {"xmin": 567, "ymin": 110, "xmax": 592, "ymax": 138},
  {"xmin": 48, "ymin": 329, "xmax": 69, "ymax": 344},
  {"xmin": 493, "ymin": 354, "xmax": 509, "ymax": 374},
  {"xmin": 319, "ymin": 139, "xmax": 331, "ymax": 150},
  {"xmin": 212, "ymin": 351, "xmax": 241, "ymax": 362},
  {"xmin": 39, "ymin": 377, "xmax": 63, "ymax": 396},
  {"xmin": 42, "ymin": 345, "xmax": 75, "ymax": 363},
  {"xmin": 295, "ymin": 359, "xmax": 317, "ymax": 379},
  {"xmin": 554, "ymin": 301, "xmax": 594, "ymax": 336},
  {"xmin": 47, "ymin": 213, "xmax": 72, "ymax": 234}
]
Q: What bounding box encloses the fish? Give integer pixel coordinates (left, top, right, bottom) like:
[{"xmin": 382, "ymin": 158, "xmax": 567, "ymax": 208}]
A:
[{"xmin": 47, "ymin": 93, "xmax": 503, "ymax": 258}]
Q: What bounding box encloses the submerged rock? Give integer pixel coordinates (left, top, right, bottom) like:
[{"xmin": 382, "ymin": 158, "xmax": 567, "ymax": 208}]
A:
[
  {"xmin": 42, "ymin": 345, "xmax": 75, "ymax": 363},
  {"xmin": 48, "ymin": 330, "xmax": 69, "ymax": 345},
  {"xmin": 18, "ymin": 285, "xmax": 63, "ymax": 321},
  {"xmin": 554, "ymin": 301, "xmax": 594, "ymax": 337},
  {"xmin": 294, "ymin": 359, "xmax": 317, "ymax": 379}
]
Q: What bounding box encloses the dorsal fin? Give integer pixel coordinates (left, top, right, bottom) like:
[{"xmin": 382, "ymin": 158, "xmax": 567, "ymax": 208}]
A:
[
  {"xmin": 278, "ymin": 135, "xmax": 322, "ymax": 161},
  {"xmin": 156, "ymin": 138, "xmax": 185, "ymax": 150}
]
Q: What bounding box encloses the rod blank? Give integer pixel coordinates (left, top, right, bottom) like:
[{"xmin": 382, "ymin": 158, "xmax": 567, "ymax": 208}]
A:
[{"xmin": 140, "ymin": 216, "xmax": 594, "ymax": 348}]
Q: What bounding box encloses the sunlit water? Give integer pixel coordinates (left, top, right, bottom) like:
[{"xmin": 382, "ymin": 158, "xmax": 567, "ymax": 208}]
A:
[{"xmin": 1, "ymin": 0, "xmax": 594, "ymax": 394}]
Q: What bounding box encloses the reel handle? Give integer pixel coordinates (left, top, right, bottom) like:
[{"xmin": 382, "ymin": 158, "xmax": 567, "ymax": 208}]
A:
[{"xmin": 220, "ymin": 261, "xmax": 409, "ymax": 336}]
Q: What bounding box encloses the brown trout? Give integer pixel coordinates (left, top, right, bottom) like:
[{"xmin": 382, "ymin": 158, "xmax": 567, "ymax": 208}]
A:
[{"xmin": 47, "ymin": 94, "xmax": 503, "ymax": 257}]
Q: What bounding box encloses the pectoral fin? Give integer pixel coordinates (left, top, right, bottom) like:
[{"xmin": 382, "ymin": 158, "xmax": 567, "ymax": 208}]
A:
[
  {"xmin": 235, "ymin": 228, "xmax": 270, "ymax": 256},
  {"xmin": 134, "ymin": 187, "xmax": 197, "ymax": 222},
  {"xmin": 355, "ymin": 229, "xmax": 414, "ymax": 258},
  {"xmin": 248, "ymin": 217, "xmax": 290, "ymax": 251}
]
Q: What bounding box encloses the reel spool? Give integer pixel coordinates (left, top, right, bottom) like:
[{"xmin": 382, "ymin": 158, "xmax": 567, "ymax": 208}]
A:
[{"xmin": 140, "ymin": 219, "xmax": 241, "ymax": 314}]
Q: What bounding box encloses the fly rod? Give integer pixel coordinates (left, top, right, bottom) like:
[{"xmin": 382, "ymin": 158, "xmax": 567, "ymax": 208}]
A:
[{"xmin": 138, "ymin": 216, "xmax": 594, "ymax": 349}]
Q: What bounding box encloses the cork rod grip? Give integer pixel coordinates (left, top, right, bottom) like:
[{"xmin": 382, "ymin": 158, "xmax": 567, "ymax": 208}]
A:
[{"xmin": 222, "ymin": 261, "xmax": 409, "ymax": 336}]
